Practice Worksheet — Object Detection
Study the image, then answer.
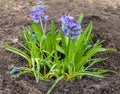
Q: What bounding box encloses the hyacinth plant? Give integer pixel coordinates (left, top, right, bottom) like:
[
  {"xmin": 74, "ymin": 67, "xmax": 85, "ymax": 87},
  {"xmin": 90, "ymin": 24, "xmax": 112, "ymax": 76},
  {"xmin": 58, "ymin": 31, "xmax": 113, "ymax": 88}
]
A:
[{"xmin": 2, "ymin": 1, "xmax": 117, "ymax": 93}]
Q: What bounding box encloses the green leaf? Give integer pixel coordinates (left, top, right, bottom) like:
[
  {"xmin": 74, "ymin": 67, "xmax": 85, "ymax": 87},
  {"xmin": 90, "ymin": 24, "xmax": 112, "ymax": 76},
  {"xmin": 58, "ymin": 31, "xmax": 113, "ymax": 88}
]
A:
[
  {"xmin": 21, "ymin": 27, "xmax": 32, "ymax": 50},
  {"xmin": 67, "ymin": 40, "xmax": 75, "ymax": 66},
  {"xmin": 32, "ymin": 21, "xmax": 43, "ymax": 40},
  {"xmin": 74, "ymin": 22, "xmax": 93, "ymax": 65},
  {"xmin": 45, "ymin": 32, "xmax": 53, "ymax": 53},
  {"xmin": 51, "ymin": 20, "xmax": 59, "ymax": 63},
  {"xmin": 31, "ymin": 41, "xmax": 40, "ymax": 58},
  {"xmin": 60, "ymin": 29, "xmax": 67, "ymax": 55},
  {"xmin": 85, "ymin": 58, "xmax": 108, "ymax": 70},
  {"xmin": 56, "ymin": 45, "xmax": 65, "ymax": 54},
  {"xmin": 78, "ymin": 13, "xmax": 84, "ymax": 23},
  {"xmin": 18, "ymin": 42, "xmax": 30, "ymax": 53},
  {"xmin": 3, "ymin": 45, "xmax": 31, "ymax": 65},
  {"xmin": 74, "ymin": 71, "xmax": 105, "ymax": 78}
]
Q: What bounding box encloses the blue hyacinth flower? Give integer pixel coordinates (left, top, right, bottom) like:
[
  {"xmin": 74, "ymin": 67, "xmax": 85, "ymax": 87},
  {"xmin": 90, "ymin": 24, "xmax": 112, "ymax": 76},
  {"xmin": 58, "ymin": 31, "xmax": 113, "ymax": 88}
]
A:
[
  {"xmin": 71, "ymin": 31, "xmax": 80, "ymax": 39},
  {"xmin": 62, "ymin": 25, "xmax": 70, "ymax": 36},
  {"xmin": 59, "ymin": 14, "xmax": 75, "ymax": 28},
  {"xmin": 41, "ymin": 15, "xmax": 49, "ymax": 22},
  {"xmin": 59, "ymin": 15, "xmax": 82, "ymax": 39},
  {"xmin": 30, "ymin": 1, "xmax": 48, "ymax": 24}
]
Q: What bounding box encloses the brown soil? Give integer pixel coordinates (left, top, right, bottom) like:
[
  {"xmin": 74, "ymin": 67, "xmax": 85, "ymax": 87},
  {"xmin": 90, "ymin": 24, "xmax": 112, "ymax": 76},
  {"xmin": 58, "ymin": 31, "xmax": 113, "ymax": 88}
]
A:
[{"xmin": 0, "ymin": 0, "xmax": 120, "ymax": 94}]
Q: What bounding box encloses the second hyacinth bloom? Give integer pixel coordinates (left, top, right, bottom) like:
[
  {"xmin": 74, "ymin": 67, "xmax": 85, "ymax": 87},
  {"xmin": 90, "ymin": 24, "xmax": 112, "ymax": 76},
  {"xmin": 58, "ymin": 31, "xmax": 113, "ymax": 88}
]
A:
[{"xmin": 59, "ymin": 15, "xmax": 82, "ymax": 39}]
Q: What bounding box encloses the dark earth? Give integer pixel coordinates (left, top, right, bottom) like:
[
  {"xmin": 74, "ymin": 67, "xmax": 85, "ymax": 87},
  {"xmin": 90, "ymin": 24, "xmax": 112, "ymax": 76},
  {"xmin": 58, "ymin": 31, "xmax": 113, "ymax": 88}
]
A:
[{"xmin": 0, "ymin": 0, "xmax": 120, "ymax": 94}]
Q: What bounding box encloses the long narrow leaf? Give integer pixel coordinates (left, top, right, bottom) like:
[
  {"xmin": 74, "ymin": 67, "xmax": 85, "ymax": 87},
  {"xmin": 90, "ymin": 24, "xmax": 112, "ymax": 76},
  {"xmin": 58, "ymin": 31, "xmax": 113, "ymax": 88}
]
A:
[
  {"xmin": 3, "ymin": 45, "xmax": 31, "ymax": 65},
  {"xmin": 78, "ymin": 13, "xmax": 84, "ymax": 24},
  {"xmin": 32, "ymin": 22, "xmax": 43, "ymax": 40}
]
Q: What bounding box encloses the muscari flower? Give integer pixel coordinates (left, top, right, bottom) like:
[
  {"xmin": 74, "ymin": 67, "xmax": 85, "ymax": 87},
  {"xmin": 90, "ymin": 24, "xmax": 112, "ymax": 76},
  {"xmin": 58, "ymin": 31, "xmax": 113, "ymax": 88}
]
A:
[
  {"xmin": 10, "ymin": 66, "xmax": 20, "ymax": 75},
  {"xmin": 32, "ymin": 33, "xmax": 37, "ymax": 41},
  {"xmin": 30, "ymin": 1, "xmax": 48, "ymax": 24},
  {"xmin": 59, "ymin": 15, "xmax": 82, "ymax": 39}
]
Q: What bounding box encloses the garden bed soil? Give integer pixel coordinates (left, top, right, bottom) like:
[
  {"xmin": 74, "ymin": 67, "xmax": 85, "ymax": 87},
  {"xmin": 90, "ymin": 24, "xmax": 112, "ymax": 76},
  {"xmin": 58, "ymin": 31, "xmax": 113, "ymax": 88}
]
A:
[{"xmin": 0, "ymin": 0, "xmax": 120, "ymax": 94}]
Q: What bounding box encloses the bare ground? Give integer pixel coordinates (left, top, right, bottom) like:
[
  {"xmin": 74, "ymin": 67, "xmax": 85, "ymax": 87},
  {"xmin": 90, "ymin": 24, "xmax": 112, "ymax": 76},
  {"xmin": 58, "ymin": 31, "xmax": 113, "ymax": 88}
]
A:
[{"xmin": 0, "ymin": 0, "xmax": 120, "ymax": 94}]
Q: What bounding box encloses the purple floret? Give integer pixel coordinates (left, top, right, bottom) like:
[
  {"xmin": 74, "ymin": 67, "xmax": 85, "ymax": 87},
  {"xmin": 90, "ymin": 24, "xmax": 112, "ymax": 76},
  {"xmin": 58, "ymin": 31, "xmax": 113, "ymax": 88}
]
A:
[
  {"xmin": 62, "ymin": 26, "xmax": 70, "ymax": 36},
  {"xmin": 59, "ymin": 14, "xmax": 74, "ymax": 28},
  {"xmin": 41, "ymin": 15, "xmax": 49, "ymax": 22},
  {"xmin": 59, "ymin": 15, "xmax": 82, "ymax": 39},
  {"xmin": 30, "ymin": 1, "xmax": 48, "ymax": 24},
  {"xmin": 37, "ymin": 1, "xmax": 45, "ymax": 5}
]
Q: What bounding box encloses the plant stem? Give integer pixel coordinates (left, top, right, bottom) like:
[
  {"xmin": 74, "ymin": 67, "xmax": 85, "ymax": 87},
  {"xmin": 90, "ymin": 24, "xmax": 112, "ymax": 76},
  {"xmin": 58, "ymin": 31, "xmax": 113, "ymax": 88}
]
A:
[
  {"xmin": 46, "ymin": 76, "xmax": 64, "ymax": 94},
  {"xmin": 40, "ymin": 18, "xmax": 44, "ymax": 34}
]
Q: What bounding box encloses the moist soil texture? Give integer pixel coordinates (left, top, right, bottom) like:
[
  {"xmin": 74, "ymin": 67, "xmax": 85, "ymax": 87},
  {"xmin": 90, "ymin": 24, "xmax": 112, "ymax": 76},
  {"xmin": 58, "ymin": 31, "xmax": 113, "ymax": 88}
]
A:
[{"xmin": 0, "ymin": 0, "xmax": 120, "ymax": 94}]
